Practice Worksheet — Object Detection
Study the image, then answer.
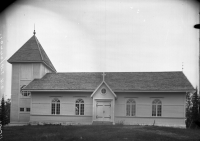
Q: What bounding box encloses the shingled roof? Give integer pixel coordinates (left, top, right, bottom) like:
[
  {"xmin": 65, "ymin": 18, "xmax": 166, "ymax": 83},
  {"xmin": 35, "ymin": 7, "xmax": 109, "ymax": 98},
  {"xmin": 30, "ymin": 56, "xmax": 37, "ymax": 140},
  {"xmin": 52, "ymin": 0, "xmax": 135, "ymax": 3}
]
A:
[
  {"xmin": 24, "ymin": 72, "xmax": 194, "ymax": 92},
  {"xmin": 7, "ymin": 35, "xmax": 56, "ymax": 72}
]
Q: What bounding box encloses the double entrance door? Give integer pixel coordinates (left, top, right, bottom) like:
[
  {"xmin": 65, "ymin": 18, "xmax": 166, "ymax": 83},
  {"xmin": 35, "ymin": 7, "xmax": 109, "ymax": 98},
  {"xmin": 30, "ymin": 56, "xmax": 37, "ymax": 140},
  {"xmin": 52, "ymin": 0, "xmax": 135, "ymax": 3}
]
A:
[{"xmin": 96, "ymin": 101, "xmax": 111, "ymax": 121}]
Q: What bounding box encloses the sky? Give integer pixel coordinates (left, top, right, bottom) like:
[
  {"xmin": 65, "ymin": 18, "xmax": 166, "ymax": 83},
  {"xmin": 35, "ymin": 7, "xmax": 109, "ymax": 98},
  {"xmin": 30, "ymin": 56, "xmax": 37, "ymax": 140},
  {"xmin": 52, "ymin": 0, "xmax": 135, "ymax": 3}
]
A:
[{"xmin": 0, "ymin": 0, "xmax": 199, "ymax": 99}]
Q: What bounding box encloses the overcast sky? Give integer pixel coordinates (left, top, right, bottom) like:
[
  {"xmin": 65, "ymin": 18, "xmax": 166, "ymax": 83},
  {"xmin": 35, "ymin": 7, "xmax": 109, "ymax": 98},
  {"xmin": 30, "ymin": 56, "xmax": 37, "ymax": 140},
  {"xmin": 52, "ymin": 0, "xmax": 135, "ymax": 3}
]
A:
[{"xmin": 0, "ymin": 0, "xmax": 199, "ymax": 99}]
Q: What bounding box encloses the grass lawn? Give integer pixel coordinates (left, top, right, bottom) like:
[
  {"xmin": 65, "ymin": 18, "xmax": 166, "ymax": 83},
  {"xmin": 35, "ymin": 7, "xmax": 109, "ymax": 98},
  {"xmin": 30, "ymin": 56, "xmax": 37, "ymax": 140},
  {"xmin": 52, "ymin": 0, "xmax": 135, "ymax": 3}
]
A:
[{"xmin": 2, "ymin": 125, "xmax": 200, "ymax": 141}]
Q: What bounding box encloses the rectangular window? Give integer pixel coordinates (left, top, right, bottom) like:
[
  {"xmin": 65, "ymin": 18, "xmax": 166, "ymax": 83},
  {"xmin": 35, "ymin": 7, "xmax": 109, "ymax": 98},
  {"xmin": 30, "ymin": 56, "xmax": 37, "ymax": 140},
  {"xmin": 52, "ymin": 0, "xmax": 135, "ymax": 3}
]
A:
[
  {"xmin": 52, "ymin": 103, "xmax": 55, "ymax": 114},
  {"xmin": 26, "ymin": 108, "xmax": 30, "ymax": 112},
  {"xmin": 22, "ymin": 91, "xmax": 31, "ymax": 97},
  {"xmin": 126, "ymin": 105, "xmax": 130, "ymax": 116},
  {"xmin": 157, "ymin": 105, "xmax": 162, "ymax": 116},
  {"xmin": 152, "ymin": 105, "xmax": 156, "ymax": 116},
  {"xmin": 80, "ymin": 104, "xmax": 84, "ymax": 115},
  {"xmin": 75, "ymin": 104, "xmax": 79, "ymax": 115},
  {"xmin": 20, "ymin": 108, "xmax": 24, "ymax": 112},
  {"xmin": 131, "ymin": 105, "xmax": 136, "ymax": 116},
  {"xmin": 56, "ymin": 103, "xmax": 60, "ymax": 114}
]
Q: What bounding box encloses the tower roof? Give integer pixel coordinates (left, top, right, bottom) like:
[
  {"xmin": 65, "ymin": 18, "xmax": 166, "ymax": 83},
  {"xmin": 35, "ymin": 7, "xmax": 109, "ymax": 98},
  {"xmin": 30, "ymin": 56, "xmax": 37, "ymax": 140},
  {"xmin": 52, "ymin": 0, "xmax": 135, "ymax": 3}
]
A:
[{"xmin": 8, "ymin": 35, "xmax": 56, "ymax": 72}]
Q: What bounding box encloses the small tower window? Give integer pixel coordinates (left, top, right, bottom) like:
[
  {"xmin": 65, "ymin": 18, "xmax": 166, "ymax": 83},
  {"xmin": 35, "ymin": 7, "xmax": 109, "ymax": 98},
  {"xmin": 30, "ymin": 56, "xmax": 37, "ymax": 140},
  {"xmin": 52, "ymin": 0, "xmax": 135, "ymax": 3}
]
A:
[
  {"xmin": 22, "ymin": 91, "xmax": 31, "ymax": 96},
  {"xmin": 26, "ymin": 108, "xmax": 31, "ymax": 112},
  {"xmin": 20, "ymin": 85, "xmax": 31, "ymax": 97},
  {"xmin": 20, "ymin": 108, "xmax": 24, "ymax": 112}
]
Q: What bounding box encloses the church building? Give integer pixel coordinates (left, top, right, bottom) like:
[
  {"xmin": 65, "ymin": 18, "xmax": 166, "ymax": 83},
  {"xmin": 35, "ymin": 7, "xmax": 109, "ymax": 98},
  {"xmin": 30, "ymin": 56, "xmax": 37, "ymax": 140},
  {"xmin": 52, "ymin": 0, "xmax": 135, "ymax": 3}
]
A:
[{"xmin": 8, "ymin": 31, "xmax": 194, "ymax": 127}]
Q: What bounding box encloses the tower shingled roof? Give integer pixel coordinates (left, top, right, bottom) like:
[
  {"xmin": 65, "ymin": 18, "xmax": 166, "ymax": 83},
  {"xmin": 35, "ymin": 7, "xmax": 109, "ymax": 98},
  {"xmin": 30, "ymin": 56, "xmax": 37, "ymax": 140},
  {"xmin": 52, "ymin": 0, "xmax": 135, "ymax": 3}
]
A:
[{"xmin": 7, "ymin": 35, "xmax": 56, "ymax": 72}]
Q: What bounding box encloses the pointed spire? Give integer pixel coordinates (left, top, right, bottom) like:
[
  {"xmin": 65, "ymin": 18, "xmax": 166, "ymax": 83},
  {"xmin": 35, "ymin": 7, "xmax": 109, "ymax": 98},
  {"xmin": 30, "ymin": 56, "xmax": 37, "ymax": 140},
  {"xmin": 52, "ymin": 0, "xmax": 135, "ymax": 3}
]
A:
[
  {"xmin": 182, "ymin": 62, "xmax": 184, "ymax": 71},
  {"xmin": 7, "ymin": 35, "xmax": 56, "ymax": 72},
  {"xmin": 33, "ymin": 24, "xmax": 36, "ymax": 35}
]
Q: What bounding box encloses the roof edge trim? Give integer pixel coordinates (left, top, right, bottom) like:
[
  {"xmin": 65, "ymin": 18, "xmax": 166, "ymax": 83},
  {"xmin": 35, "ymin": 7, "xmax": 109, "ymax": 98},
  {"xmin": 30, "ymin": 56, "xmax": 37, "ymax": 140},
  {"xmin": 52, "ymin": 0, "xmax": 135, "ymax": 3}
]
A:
[
  {"xmin": 23, "ymin": 89, "xmax": 195, "ymax": 93},
  {"xmin": 90, "ymin": 81, "xmax": 117, "ymax": 98},
  {"xmin": 22, "ymin": 90, "xmax": 94, "ymax": 92},
  {"xmin": 7, "ymin": 61, "xmax": 56, "ymax": 72},
  {"xmin": 34, "ymin": 36, "xmax": 44, "ymax": 61}
]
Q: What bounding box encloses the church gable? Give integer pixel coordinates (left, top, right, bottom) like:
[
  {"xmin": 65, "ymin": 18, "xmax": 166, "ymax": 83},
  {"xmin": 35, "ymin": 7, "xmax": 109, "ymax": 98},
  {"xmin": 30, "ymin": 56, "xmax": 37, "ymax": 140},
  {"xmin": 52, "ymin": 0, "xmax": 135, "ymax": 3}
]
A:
[{"xmin": 91, "ymin": 82, "xmax": 117, "ymax": 99}]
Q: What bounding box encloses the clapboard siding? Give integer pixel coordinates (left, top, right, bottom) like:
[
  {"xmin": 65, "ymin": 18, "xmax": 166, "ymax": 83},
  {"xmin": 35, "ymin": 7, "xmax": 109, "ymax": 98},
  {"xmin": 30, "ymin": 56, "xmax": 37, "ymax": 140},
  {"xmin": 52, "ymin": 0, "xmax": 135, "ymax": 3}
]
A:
[
  {"xmin": 114, "ymin": 116, "xmax": 185, "ymax": 127},
  {"xmin": 10, "ymin": 63, "xmax": 52, "ymax": 124},
  {"xmin": 115, "ymin": 92, "xmax": 185, "ymax": 118},
  {"xmin": 30, "ymin": 115, "xmax": 92, "ymax": 124}
]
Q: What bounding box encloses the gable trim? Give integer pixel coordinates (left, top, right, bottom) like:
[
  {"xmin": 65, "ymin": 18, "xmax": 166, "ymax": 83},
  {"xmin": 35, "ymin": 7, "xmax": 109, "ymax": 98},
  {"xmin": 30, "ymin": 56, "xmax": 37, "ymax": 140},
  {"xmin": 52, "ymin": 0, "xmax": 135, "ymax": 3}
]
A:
[
  {"xmin": 8, "ymin": 61, "xmax": 56, "ymax": 72},
  {"xmin": 114, "ymin": 90, "xmax": 195, "ymax": 93},
  {"xmin": 22, "ymin": 89, "xmax": 194, "ymax": 93},
  {"xmin": 22, "ymin": 89, "xmax": 94, "ymax": 92},
  {"xmin": 90, "ymin": 81, "xmax": 117, "ymax": 98}
]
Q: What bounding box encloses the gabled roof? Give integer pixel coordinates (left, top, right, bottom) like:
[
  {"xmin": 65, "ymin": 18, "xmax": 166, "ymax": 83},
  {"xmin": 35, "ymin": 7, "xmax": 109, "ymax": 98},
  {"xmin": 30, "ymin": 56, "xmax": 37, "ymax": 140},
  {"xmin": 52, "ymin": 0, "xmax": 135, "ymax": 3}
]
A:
[
  {"xmin": 25, "ymin": 72, "xmax": 102, "ymax": 91},
  {"xmin": 91, "ymin": 81, "xmax": 117, "ymax": 98},
  {"xmin": 7, "ymin": 35, "xmax": 56, "ymax": 72},
  {"xmin": 24, "ymin": 72, "xmax": 194, "ymax": 92}
]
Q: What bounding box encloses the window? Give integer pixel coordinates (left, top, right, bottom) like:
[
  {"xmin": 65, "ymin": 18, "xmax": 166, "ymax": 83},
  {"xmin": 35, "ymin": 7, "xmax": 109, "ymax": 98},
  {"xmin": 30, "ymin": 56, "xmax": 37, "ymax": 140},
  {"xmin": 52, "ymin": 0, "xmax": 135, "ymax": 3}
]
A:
[
  {"xmin": 26, "ymin": 108, "xmax": 30, "ymax": 112},
  {"xmin": 152, "ymin": 99, "xmax": 162, "ymax": 117},
  {"xmin": 75, "ymin": 99, "xmax": 84, "ymax": 115},
  {"xmin": 20, "ymin": 108, "xmax": 24, "ymax": 112},
  {"xmin": 101, "ymin": 88, "xmax": 106, "ymax": 94},
  {"xmin": 20, "ymin": 85, "xmax": 31, "ymax": 97},
  {"xmin": 22, "ymin": 91, "xmax": 31, "ymax": 96},
  {"xmin": 126, "ymin": 99, "xmax": 136, "ymax": 116},
  {"xmin": 51, "ymin": 98, "xmax": 60, "ymax": 115}
]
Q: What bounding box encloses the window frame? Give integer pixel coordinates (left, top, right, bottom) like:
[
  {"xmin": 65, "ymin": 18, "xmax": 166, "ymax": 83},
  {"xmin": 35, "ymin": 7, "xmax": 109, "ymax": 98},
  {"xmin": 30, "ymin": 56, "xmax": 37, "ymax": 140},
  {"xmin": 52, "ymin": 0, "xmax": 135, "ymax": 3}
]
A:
[
  {"xmin": 26, "ymin": 108, "xmax": 31, "ymax": 112},
  {"xmin": 152, "ymin": 99, "xmax": 162, "ymax": 117},
  {"xmin": 126, "ymin": 99, "xmax": 136, "ymax": 117},
  {"xmin": 51, "ymin": 98, "xmax": 60, "ymax": 115},
  {"xmin": 75, "ymin": 99, "xmax": 84, "ymax": 115},
  {"xmin": 20, "ymin": 107, "xmax": 25, "ymax": 112},
  {"xmin": 20, "ymin": 85, "xmax": 31, "ymax": 97},
  {"xmin": 101, "ymin": 88, "xmax": 106, "ymax": 94}
]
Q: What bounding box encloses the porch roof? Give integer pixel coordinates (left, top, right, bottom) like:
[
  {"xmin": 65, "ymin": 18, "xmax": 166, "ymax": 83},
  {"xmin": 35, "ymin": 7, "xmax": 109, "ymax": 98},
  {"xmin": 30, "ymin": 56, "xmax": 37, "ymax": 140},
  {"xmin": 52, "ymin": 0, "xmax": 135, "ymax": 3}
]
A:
[{"xmin": 23, "ymin": 71, "xmax": 194, "ymax": 92}]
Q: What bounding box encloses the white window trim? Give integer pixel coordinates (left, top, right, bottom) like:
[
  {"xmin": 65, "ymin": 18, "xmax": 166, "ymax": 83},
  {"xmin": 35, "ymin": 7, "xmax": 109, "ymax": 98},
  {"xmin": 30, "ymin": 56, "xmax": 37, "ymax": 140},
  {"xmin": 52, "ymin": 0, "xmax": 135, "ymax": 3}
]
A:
[
  {"xmin": 19, "ymin": 107, "xmax": 30, "ymax": 113},
  {"xmin": 51, "ymin": 98, "xmax": 60, "ymax": 115},
  {"xmin": 126, "ymin": 98, "xmax": 136, "ymax": 117},
  {"xmin": 152, "ymin": 99, "xmax": 162, "ymax": 117},
  {"xmin": 75, "ymin": 99, "xmax": 84, "ymax": 115},
  {"xmin": 20, "ymin": 85, "xmax": 31, "ymax": 97}
]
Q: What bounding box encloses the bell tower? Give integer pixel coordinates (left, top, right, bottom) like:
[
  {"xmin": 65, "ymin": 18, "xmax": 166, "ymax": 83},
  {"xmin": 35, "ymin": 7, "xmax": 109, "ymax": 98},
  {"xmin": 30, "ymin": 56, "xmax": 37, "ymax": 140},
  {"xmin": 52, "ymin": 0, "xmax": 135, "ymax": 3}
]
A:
[{"xmin": 7, "ymin": 31, "xmax": 56, "ymax": 124}]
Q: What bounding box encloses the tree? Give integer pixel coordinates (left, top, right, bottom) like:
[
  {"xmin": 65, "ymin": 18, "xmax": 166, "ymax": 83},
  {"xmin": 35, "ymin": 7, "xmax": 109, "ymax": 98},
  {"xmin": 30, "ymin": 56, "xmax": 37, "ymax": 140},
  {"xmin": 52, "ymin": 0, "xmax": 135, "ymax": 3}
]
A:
[
  {"xmin": 5, "ymin": 99, "xmax": 10, "ymax": 124},
  {"xmin": 186, "ymin": 92, "xmax": 192, "ymax": 128},
  {"xmin": 0, "ymin": 97, "xmax": 10, "ymax": 126},
  {"xmin": 188, "ymin": 88, "xmax": 200, "ymax": 128},
  {"xmin": 186, "ymin": 88, "xmax": 200, "ymax": 129},
  {"xmin": 0, "ymin": 96, "xmax": 6, "ymax": 126},
  {"xmin": 192, "ymin": 89, "xmax": 199, "ymax": 121}
]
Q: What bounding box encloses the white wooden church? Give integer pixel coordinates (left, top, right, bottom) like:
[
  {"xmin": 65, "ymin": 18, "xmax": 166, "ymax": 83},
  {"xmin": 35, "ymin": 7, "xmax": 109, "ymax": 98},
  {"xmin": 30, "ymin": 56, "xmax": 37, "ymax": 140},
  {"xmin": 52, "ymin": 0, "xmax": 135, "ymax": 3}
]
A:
[{"xmin": 8, "ymin": 31, "xmax": 194, "ymax": 127}]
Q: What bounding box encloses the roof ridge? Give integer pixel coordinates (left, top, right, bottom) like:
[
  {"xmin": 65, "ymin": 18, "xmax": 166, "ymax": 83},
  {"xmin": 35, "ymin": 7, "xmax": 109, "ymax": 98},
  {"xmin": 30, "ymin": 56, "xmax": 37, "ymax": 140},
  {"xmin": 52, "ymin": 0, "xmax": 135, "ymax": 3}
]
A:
[
  {"xmin": 34, "ymin": 36, "xmax": 43, "ymax": 61},
  {"xmin": 33, "ymin": 36, "xmax": 57, "ymax": 72}
]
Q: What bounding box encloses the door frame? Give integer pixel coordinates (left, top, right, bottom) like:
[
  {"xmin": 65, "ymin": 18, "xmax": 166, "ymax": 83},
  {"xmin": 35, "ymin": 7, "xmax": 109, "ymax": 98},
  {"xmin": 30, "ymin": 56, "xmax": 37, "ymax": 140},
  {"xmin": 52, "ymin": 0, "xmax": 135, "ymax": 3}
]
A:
[{"xmin": 93, "ymin": 98, "xmax": 115, "ymax": 123}]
